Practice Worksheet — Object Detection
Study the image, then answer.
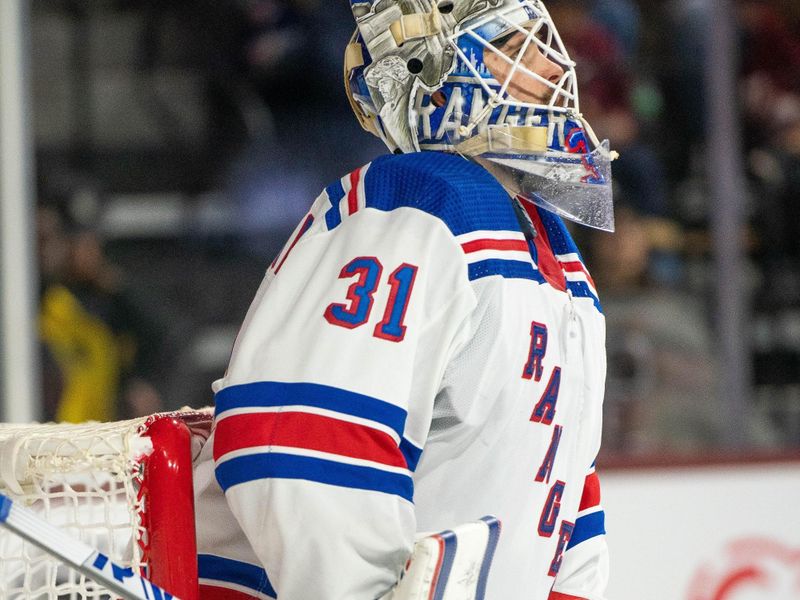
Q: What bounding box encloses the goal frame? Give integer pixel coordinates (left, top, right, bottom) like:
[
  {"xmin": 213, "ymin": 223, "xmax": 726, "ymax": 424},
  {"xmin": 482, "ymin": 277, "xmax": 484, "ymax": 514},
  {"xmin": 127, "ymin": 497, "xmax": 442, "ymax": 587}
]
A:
[
  {"xmin": 138, "ymin": 411, "xmax": 211, "ymax": 600},
  {"xmin": 0, "ymin": 409, "xmax": 212, "ymax": 600}
]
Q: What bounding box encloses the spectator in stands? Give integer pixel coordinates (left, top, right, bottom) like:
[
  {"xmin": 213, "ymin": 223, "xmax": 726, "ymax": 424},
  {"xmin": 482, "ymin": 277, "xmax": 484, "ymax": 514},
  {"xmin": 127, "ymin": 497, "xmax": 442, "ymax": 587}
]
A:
[
  {"xmin": 737, "ymin": 1, "xmax": 800, "ymax": 424},
  {"xmin": 37, "ymin": 202, "xmax": 166, "ymax": 422},
  {"xmin": 739, "ymin": 11, "xmax": 800, "ymax": 269}
]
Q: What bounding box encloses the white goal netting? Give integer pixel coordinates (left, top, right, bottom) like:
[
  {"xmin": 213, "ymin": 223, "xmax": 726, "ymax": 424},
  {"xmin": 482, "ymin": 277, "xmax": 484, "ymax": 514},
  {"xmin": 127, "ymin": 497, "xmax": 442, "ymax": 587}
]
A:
[{"xmin": 0, "ymin": 417, "xmax": 154, "ymax": 599}]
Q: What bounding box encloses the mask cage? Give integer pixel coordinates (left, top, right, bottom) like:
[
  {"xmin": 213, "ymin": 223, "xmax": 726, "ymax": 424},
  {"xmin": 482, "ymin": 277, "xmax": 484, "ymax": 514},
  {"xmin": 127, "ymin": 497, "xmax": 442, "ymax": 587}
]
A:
[{"xmin": 446, "ymin": 0, "xmax": 580, "ymax": 137}]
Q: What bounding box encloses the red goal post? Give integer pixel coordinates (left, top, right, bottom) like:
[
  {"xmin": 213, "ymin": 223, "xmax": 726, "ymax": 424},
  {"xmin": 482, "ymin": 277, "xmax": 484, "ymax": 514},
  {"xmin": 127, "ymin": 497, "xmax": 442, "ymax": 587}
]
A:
[{"xmin": 0, "ymin": 410, "xmax": 213, "ymax": 600}]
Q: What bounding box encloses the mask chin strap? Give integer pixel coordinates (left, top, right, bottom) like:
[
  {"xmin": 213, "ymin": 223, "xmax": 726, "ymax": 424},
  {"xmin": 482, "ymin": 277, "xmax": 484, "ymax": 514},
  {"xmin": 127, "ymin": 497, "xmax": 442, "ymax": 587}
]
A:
[
  {"xmin": 455, "ymin": 124, "xmax": 549, "ymax": 156},
  {"xmin": 389, "ymin": 4, "xmax": 443, "ymax": 46}
]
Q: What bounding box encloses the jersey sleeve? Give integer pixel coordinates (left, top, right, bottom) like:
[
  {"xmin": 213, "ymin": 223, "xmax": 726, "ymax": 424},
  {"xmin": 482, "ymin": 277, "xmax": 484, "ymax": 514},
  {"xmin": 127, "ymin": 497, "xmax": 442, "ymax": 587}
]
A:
[
  {"xmin": 210, "ymin": 171, "xmax": 477, "ymax": 600},
  {"xmin": 550, "ymin": 464, "xmax": 609, "ymax": 600}
]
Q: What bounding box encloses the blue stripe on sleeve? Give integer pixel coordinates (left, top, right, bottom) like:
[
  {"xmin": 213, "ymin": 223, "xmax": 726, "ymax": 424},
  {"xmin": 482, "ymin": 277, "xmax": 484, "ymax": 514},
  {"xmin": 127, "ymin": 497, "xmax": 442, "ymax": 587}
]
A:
[
  {"xmin": 215, "ymin": 381, "xmax": 407, "ymax": 438},
  {"xmin": 566, "ymin": 281, "xmax": 603, "ymax": 313},
  {"xmin": 467, "ymin": 259, "xmax": 546, "ymax": 283},
  {"xmin": 324, "ymin": 180, "xmax": 345, "ymax": 230},
  {"xmin": 399, "ymin": 438, "xmax": 423, "ymax": 472},
  {"xmin": 567, "ymin": 510, "xmax": 606, "ymax": 550},
  {"xmin": 198, "ymin": 554, "xmax": 276, "ymax": 598},
  {"xmin": 215, "ymin": 452, "xmax": 414, "ymax": 502}
]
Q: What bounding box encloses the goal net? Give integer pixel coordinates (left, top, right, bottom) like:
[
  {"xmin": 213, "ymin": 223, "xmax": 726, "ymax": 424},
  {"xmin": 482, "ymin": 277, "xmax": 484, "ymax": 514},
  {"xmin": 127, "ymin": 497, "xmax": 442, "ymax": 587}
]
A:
[{"xmin": 0, "ymin": 411, "xmax": 211, "ymax": 600}]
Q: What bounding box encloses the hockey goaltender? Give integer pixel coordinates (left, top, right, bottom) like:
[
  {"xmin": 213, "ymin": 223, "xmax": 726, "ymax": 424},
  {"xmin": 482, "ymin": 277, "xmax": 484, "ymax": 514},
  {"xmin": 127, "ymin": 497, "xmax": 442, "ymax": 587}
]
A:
[{"xmin": 192, "ymin": 1, "xmax": 615, "ymax": 598}]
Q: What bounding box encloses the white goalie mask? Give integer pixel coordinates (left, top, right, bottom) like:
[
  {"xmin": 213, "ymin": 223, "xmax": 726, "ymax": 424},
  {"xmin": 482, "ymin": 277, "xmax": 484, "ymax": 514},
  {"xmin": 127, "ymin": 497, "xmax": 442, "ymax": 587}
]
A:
[{"xmin": 345, "ymin": 0, "xmax": 617, "ymax": 231}]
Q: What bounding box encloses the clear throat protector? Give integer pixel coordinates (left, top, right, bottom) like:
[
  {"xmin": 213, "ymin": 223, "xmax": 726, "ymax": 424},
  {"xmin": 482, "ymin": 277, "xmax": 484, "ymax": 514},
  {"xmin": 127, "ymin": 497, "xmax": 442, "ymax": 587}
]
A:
[
  {"xmin": 448, "ymin": 122, "xmax": 616, "ymax": 232},
  {"xmin": 436, "ymin": 2, "xmax": 617, "ymax": 231}
]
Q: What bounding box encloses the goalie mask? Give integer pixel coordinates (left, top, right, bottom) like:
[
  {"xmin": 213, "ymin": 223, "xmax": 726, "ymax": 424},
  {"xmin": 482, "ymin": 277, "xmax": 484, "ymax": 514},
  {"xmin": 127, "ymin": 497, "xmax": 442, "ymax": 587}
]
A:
[{"xmin": 345, "ymin": 0, "xmax": 616, "ymax": 231}]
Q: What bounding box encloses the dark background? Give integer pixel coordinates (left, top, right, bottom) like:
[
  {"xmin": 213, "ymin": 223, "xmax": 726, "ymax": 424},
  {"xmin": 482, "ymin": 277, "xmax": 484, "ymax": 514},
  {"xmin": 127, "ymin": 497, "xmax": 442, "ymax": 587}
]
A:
[{"xmin": 29, "ymin": 0, "xmax": 800, "ymax": 457}]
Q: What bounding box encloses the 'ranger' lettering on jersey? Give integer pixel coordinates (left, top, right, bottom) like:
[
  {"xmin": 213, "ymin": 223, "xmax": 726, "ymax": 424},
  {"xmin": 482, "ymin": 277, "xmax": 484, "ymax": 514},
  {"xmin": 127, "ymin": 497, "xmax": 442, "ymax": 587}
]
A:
[{"xmin": 193, "ymin": 152, "xmax": 608, "ymax": 600}]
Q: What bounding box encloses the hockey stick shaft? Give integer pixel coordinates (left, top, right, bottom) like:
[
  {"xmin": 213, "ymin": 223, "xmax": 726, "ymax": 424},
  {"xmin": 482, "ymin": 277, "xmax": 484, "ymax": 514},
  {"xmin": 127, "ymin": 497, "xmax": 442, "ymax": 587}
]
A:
[{"xmin": 0, "ymin": 492, "xmax": 178, "ymax": 600}]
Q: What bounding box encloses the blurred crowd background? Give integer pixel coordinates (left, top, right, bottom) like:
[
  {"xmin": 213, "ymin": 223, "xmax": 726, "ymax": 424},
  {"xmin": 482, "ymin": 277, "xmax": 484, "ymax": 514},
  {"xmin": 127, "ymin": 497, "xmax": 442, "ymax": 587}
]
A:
[{"xmin": 29, "ymin": 0, "xmax": 800, "ymax": 457}]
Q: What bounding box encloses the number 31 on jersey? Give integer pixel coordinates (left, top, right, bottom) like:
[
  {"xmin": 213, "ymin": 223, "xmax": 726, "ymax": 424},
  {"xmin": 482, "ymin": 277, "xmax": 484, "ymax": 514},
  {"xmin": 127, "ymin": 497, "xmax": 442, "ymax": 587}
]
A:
[{"xmin": 324, "ymin": 256, "xmax": 418, "ymax": 343}]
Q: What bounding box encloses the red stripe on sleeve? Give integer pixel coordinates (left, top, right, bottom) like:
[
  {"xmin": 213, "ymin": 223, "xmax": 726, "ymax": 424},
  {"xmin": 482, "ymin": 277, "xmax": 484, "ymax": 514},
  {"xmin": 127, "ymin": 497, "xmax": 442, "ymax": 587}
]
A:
[
  {"xmin": 559, "ymin": 260, "xmax": 597, "ymax": 288},
  {"xmin": 347, "ymin": 169, "xmax": 361, "ymax": 215},
  {"xmin": 549, "ymin": 592, "xmax": 587, "ymax": 600},
  {"xmin": 460, "ymin": 239, "xmax": 529, "ymax": 253},
  {"xmin": 274, "ymin": 214, "xmax": 314, "ymax": 275},
  {"xmin": 578, "ymin": 472, "xmax": 601, "ymax": 511},
  {"xmin": 213, "ymin": 411, "xmax": 407, "ymax": 469},
  {"xmin": 200, "ymin": 584, "xmax": 261, "ymax": 600}
]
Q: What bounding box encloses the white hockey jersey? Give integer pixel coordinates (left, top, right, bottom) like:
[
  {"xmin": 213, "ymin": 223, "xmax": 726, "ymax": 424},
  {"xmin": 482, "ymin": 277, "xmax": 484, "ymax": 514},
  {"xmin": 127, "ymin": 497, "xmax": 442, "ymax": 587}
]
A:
[{"xmin": 193, "ymin": 151, "xmax": 609, "ymax": 600}]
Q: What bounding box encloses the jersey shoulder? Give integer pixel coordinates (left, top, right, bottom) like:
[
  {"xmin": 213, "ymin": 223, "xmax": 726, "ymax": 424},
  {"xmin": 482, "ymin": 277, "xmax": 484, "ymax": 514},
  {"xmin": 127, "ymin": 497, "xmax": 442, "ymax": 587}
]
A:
[{"xmin": 323, "ymin": 151, "xmax": 521, "ymax": 237}]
